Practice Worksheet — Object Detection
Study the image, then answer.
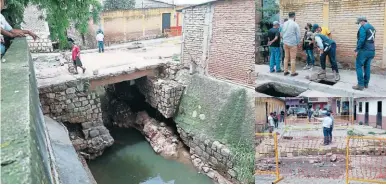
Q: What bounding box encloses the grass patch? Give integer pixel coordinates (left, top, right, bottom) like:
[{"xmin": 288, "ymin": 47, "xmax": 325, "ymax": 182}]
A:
[
  {"xmin": 347, "ymin": 130, "xmax": 364, "ymax": 136},
  {"xmin": 368, "ymin": 131, "xmax": 376, "ymax": 135}
]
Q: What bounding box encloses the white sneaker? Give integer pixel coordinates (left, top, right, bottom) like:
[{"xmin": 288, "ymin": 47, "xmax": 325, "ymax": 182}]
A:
[{"xmin": 303, "ymin": 65, "xmax": 309, "ymax": 70}]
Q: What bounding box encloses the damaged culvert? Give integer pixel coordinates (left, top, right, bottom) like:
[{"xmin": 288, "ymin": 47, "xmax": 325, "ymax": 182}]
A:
[
  {"xmin": 87, "ymin": 79, "xmax": 213, "ymax": 183},
  {"xmin": 39, "ymin": 63, "xmax": 255, "ymax": 184}
]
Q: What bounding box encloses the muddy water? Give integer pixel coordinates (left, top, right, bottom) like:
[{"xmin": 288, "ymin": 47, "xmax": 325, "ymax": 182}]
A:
[{"xmin": 87, "ymin": 127, "xmax": 213, "ymax": 184}]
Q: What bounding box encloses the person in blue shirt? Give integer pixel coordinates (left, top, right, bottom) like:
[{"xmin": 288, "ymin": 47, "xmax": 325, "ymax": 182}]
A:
[
  {"xmin": 353, "ymin": 16, "xmax": 376, "ymax": 91},
  {"xmin": 267, "ymin": 21, "xmax": 282, "ymax": 73}
]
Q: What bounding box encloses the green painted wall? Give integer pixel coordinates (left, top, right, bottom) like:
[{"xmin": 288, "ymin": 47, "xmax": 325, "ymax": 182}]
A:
[
  {"xmin": 174, "ymin": 74, "xmax": 255, "ymax": 183},
  {"xmin": 1, "ymin": 38, "xmax": 52, "ymax": 183}
]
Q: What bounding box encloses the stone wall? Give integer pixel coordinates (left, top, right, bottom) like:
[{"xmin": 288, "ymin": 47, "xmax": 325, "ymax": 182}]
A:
[
  {"xmin": 136, "ymin": 77, "xmax": 184, "ymax": 118},
  {"xmin": 22, "ymin": 5, "xmax": 53, "ymax": 52},
  {"xmin": 281, "ymin": 0, "xmax": 386, "ymax": 71},
  {"xmin": 181, "ymin": 4, "xmax": 209, "ymax": 70},
  {"xmin": 177, "ymin": 125, "xmax": 236, "ymax": 184},
  {"xmin": 1, "ymin": 38, "xmax": 54, "ymax": 183},
  {"xmin": 181, "ymin": 0, "xmax": 256, "ymax": 86},
  {"xmin": 38, "ymin": 80, "xmax": 114, "ymax": 159},
  {"xmin": 174, "ymin": 74, "xmax": 255, "ymax": 183}
]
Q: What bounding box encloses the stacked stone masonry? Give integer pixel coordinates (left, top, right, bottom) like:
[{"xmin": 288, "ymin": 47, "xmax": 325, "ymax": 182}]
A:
[
  {"xmin": 22, "ymin": 5, "xmax": 54, "ymax": 53},
  {"xmin": 27, "ymin": 38, "xmax": 54, "ymax": 53},
  {"xmin": 136, "ymin": 77, "xmax": 184, "ymax": 118},
  {"xmin": 38, "ymin": 81, "xmax": 114, "ymax": 159},
  {"xmin": 281, "ymin": 0, "xmax": 385, "ymax": 71},
  {"xmin": 177, "ymin": 125, "xmax": 238, "ymax": 183},
  {"xmin": 181, "ymin": 5, "xmax": 207, "ymax": 69}
]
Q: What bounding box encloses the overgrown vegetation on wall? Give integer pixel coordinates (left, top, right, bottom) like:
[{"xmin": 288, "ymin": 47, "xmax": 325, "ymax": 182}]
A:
[
  {"xmin": 2, "ymin": 0, "xmax": 102, "ymax": 48},
  {"xmin": 174, "ymin": 75, "xmax": 255, "ymax": 183},
  {"xmin": 103, "ymin": 0, "xmax": 135, "ymax": 11}
]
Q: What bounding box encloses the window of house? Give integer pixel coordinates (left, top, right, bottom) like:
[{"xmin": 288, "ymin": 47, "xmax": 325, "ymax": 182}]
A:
[{"xmin": 359, "ymin": 102, "xmax": 363, "ymax": 113}]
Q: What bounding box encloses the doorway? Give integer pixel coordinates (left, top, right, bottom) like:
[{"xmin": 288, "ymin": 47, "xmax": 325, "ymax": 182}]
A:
[
  {"xmin": 365, "ymin": 102, "xmax": 369, "ymax": 125},
  {"xmin": 377, "ymin": 101, "xmax": 382, "ymax": 128},
  {"xmin": 162, "ymin": 13, "xmax": 171, "ymax": 33}
]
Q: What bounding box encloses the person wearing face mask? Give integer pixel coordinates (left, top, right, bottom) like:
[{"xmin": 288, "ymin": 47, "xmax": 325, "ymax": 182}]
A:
[{"xmin": 352, "ymin": 16, "xmax": 376, "ymax": 91}]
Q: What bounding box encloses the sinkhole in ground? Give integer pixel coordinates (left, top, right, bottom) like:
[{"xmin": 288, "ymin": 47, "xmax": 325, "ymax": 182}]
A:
[{"xmin": 255, "ymin": 82, "xmax": 306, "ymax": 97}]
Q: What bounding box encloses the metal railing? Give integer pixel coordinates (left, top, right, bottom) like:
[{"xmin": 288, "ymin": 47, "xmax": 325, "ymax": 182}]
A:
[
  {"xmin": 346, "ymin": 136, "xmax": 386, "ymax": 184},
  {"xmin": 285, "ymin": 115, "xmax": 353, "ymax": 126},
  {"xmin": 255, "ymin": 132, "xmax": 283, "ymax": 184}
]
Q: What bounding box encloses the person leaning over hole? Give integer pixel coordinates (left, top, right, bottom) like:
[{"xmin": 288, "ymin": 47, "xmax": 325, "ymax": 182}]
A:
[
  {"xmin": 68, "ymin": 38, "xmax": 86, "ymax": 74},
  {"xmin": 312, "ymin": 24, "xmax": 340, "ymax": 81},
  {"xmin": 353, "ymin": 16, "xmax": 376, "ymax": 91}
]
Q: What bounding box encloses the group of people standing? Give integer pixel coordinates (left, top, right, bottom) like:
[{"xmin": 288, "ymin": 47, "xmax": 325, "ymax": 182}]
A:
[
  {"xmin": 267, "ymin": 111, "xmax": 285, "ymax": 133},
  {"xmin": 267, "ymin": 12, "xmax": 376, "ymax": 91}
]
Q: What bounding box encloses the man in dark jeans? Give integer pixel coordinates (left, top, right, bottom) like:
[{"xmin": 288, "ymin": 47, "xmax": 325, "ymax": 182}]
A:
[
  {"xmin": 273, "ymin": 112, "xmax": 279, "ymax": 128},
  {"xmin": 312, "ymin": 24, "xmax": 340, "ymax": 81},
  {"xmin": 316, "ymin": 112, "xmax": 333, "ymax": 145},
  {"xmin": 353, "ymin": 16, "xmax": 376, "ymax": 90},
  {"xmin": 268, "ymin": 21, "xmax": 282, "ymax": 73},
  {"xmin": 329, "ymin": 111, "xmax": 334, "ymax": 143},
  {"xmin": 280, "ymin": 110, "xmax": 285, "ymax": 123}
]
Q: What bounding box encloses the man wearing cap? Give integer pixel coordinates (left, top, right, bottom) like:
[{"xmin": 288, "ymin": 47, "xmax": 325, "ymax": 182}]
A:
[
  {"xmin": 267, "ymin": 21, "xmax": 282, "ymax": 73},
  {"xmin": 353, "ymin": 16, "xmax": 376, "ymax": 90},
  {"xmin": 281, "ymin": 12, "xmax": 301, "ymax": 76},
  {"xmin": 312, "ymin": 24, "xmax": 340, "ymax": 81}
]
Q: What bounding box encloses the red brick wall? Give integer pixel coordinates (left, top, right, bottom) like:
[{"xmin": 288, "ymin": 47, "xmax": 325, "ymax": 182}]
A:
[
  {"xmin": 208, "ymin": 0, "xmax": 256, "ymax": 85},
  {"xmin": 281, "ymin": 0, "xmax": 386, "ymax": 72}
]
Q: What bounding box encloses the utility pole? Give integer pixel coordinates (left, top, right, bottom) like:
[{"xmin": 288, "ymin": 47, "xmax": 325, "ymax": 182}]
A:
[{"xmin": 142, "ymin": 0, "xmax": 145, "ymax": 37}]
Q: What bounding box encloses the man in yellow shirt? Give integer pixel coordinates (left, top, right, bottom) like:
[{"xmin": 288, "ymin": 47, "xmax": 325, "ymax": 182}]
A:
[{"xmin": 320, "ymin": 26, "xmax": 332, "ymax": 38}]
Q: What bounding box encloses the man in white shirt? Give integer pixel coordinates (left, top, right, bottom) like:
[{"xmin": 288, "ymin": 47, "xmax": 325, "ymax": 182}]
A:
[
  {"xmin": 315, "ymin": 112, "xmax": 332, "ymax": 145},
  {"xmin": 96, "ymin": 30, "xmax": 104, "ymax": 53},
  {"xmin": 268, "ymin": 113, "xmax": 275, "ymax": 133}
]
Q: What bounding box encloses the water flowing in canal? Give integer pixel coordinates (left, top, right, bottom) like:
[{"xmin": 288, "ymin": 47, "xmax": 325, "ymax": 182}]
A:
[{"xmin": 87, "ymin": 127, "xmax": 213, "ymax": 184}]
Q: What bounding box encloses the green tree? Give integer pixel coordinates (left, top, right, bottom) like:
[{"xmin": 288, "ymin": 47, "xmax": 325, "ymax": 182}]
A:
[
  {"xmin": 2, "ymin": 0, "xmax": 102, "ymax": 49},
  {"xmin": 256, "ymin": 0, "xmax": 280, "ymax": 33},
  {"xmin": 103, "ymin": 0, "xmax": 135, "ymax": 11}
]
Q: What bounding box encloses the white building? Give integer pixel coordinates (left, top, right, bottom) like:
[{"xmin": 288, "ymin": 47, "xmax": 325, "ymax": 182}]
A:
[{"xmin": 354, "ymin": 98, "xmax": 386, "ymax": 130}]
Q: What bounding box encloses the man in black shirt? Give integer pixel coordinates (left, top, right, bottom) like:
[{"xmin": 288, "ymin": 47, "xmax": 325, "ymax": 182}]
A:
[{"xmin": 268, "ymin": 21, "xmax": 282, "ymax": 73}]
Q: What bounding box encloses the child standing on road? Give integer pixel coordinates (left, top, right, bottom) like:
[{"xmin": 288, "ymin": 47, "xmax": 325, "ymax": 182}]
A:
[{"xmin": 68, "ymin": 38, "xmax": 86, "ymax": 74}]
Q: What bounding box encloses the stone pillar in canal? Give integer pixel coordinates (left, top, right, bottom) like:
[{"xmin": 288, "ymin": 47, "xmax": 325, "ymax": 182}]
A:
[{"xmin": 39, "ymin": 79, "xmax": 114, "ymax": 159}]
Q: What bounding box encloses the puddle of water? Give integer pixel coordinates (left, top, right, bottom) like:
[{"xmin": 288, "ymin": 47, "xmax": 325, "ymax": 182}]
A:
[{"xmin": 87, "ymin": 127, "xmax": 213, "ymax": 184}]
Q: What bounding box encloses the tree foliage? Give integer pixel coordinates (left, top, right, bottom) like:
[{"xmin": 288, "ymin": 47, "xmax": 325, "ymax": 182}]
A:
[
  {"xmin": 103, "ymin": 0, "xmax": 135, "ymax": 11},
  {"xmin": 256, "ymin": 0, "xmax": 280, "ymax": 33},
  {"xmin": 2, "ymin": 0, "xmax": 102, "ymax": 49}
]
